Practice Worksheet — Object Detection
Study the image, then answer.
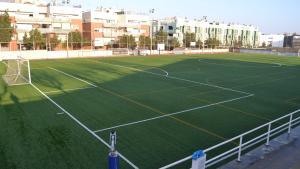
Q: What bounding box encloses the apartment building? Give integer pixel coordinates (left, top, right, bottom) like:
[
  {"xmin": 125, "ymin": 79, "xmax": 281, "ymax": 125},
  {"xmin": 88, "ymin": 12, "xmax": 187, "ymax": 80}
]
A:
[
  {"xmin": 284, "ymin": 34, "xmax": 300, "ymax": 49},
  {"xmin": 83, "ymin": 8, "xmax": 150, "ymax": 48},
  {"xmin": 83, "ymin": 7, "xmax": 119, "ymax": 48},
  {"xmin": 0, "ymin": 0, "xmax": 82, "ymax": 50},
  {"xmin": 259, "ymin": 34, "xmax": 285, "ymax": 48},
  {"xmin": 155, "ymin": 17, "xmax": 260, "ymax": 48},
  {"xmin": 116, "ymin": 10, "xmax": 150, "ymax": 40}
]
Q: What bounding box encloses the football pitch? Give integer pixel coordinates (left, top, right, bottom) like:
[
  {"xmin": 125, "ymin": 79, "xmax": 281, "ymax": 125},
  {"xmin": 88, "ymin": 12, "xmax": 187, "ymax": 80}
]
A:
[{"xmin": 1, "ymin": 53, "xmax": 300, "ymax": 169}]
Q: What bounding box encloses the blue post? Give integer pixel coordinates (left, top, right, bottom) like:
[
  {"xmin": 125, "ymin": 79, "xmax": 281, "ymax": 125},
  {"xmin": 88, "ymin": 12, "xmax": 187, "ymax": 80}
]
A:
[
  {"xmin": 108, "ymin": 131, "xmax": 119, "ymax": 169},
  {"xmin": 108, "ymin": 152, "xmax": 119, "ymax": 169}
]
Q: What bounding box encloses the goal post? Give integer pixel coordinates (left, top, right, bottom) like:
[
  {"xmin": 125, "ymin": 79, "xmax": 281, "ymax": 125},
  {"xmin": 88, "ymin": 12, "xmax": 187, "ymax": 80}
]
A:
[{"xmin": 2, "ymin": 56, "xmax": 32, "ymax": 86}]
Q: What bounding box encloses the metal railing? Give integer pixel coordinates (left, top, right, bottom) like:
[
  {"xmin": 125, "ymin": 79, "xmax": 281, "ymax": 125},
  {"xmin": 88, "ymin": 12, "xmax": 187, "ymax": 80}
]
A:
[{"xmin": 160, "ymin": 109, "xmax": 300, "ymax": 169}]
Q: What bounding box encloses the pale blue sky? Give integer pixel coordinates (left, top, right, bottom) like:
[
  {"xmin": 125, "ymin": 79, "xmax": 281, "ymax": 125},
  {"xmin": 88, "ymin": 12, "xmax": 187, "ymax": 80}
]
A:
[{"xmin": 75, "ymin": 0, "xmax": 299, "ymax": 34}]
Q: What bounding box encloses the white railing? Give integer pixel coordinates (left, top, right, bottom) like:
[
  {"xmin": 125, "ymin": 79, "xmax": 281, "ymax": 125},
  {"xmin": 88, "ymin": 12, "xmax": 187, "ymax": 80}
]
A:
[{"xmin": 160, "ymin": 109, "xmax": 300, "ymax": 169}]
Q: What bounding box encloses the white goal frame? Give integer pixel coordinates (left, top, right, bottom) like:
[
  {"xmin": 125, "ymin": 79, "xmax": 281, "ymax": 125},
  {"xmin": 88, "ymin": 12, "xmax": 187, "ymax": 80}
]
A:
[{"xmin": 2, "ymin": 56, "xmax": 32, "ymax": 86}]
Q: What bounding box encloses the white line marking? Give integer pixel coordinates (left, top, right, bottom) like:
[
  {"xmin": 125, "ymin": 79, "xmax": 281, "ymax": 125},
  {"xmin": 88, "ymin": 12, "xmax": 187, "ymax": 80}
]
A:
[
  {"xmin": 199, "ymin": 59, "xmax": 285, "ymax": 68},
  {"xmin": 57, "ymin": 112, "xmax": 64, "ymax": 115},
  {"xmin": 128, "ymin": 65, "xmax": 169, "ymax": 77},
  {"xmin": 30, "ymin": 83, "xmax": 139, "ymax": 169},
  {"xmin": 93, "ymin": 94, "xmax": 254, "ymax": 133},
  {"xmin": 94, "ymin": 61, "xmax": 252, "ymax": 95},
  {"xmin": 44, "ymin": 86, "xmax": 95, "ymax": 94},
  {"xmin": 153, "ymin": 67, "xmax": 169, "ymax": 76},
  {"xmin": 47, "ymin": 66, "xmax": 253, "ymax": 144},
  {"xmin": 31, "ymin": 68, "xmax": 44, "ymax": 70},
  {"xmin": 272, "ymin": 63, "xmax": 283, "ymax": 67},
  {"xmin": 48, "ymin": 67, "xmax": 97, "ymax": 87}
]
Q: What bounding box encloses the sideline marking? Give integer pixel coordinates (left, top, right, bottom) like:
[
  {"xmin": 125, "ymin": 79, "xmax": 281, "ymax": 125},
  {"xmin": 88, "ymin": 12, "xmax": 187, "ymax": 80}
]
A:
[{"xmin": 30, "ymin": 83, "xmax": 139, "ymax": 169}]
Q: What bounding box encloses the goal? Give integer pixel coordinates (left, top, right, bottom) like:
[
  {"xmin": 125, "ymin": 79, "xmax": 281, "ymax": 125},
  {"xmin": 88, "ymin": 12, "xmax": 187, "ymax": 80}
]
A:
[{"xmin": 2, "ymin": 56, "xmax": 32, "ymax": 86}]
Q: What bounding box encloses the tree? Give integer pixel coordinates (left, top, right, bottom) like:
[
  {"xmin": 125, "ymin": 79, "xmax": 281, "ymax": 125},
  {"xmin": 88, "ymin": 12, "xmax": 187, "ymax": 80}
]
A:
[
  {"xmin": 183, "ymin": 33, "xmax": 196, "ymax": 48},
  {"xmin": 117, "ymin": 35, "xmax": 137, "ymax": 49},
  {"xmin": 154, "ymin": 30, "xmax": 168, "ymax": 44},
  {"xmin": 49, "ymin": 34, "xmax": 61, "ymax": 50},
  {"xmin": 23, "ymin": 32, "xmax": 32, "ymax": 50},
  {"xmin": 233, "ymin": 40, "xmax": 243, "ymax": 48},
  {"xmin": 139, "ymin": 35, "xmax": 151, "ymax": 49},
  {"xmin": 23, "ymin": 29, "xmax": 45, "ymax": 50},
  {"xmin": 205, "ymin": 38, "xmax": 221, "ymax": 49},
  {"xmin": 68, "ymin": 31, "xmax": 83, "ymax": 49},
  {"xmin": 262, "ymin": 42, "xmax": 266, "ymax": 48},
  {"xmin": 196, "ymin": 40, "xmax": 204, "ymax": 49},
  {"xmin": 168, "ymin": 38, "xmax": 180, "ymax": 50},
  {"xmin": 0, "ymin": 11, "xmax": 13, "ymax": 48}
]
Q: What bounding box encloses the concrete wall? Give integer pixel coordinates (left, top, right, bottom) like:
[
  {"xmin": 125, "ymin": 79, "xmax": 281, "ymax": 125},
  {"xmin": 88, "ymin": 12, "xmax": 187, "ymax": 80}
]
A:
[
  {"xmin": 136, "ymin": 49, "xmax": 229, "ymax": 55},
  {"xmin": 240, "ymin": 49, "xmax": 299, "ymax": 57},
  {"xmin": 0, "ymin": 49, "xmax": 230, "ymax": 61},
  {"xmin": 0, "ymin": 50, "xmax": 113, "ymax": 60}
]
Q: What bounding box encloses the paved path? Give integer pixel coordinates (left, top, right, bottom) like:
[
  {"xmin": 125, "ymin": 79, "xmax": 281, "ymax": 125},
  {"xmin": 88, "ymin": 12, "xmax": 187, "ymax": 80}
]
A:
[{"xmin": 221, "ymin": 126, "xmax": 300, "ymax": 169}]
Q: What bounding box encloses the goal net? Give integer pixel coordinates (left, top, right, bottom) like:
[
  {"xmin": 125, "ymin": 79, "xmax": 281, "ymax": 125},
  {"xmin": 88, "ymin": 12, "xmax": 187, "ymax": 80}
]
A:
[{"xmin": 2, "ymin": 56, "xmax": 32, "ymax": 86}]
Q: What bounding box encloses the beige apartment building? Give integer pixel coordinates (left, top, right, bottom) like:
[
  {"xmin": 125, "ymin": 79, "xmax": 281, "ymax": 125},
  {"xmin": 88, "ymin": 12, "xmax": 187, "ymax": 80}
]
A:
[
  {"xmin": 83, "ymin": 7, "xmax": 150, "ymax": 49},
  {"xmin": 0, "ymin": 0, "xmax": 83, "ymax": 50}
]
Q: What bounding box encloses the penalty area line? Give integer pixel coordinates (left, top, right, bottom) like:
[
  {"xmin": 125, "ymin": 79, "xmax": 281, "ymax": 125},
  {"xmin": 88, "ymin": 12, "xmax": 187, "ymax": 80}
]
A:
[
  {"xmin": 44, "ymin": 86, "xmax": 95, "ymax": 94},
  {"xmin": 93, "ymin": 94, "xmax": 254, "ymax": 133},
  {"xmin": 48, "ymin": 67, "xmax": 97, "ymax": 88}
]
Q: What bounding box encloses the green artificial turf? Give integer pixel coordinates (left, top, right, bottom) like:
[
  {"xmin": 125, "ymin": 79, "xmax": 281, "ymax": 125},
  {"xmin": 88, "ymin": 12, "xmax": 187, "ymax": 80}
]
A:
[{"xmin": 1, "ymin": 53, "xmax": 300, "ymax": 169}]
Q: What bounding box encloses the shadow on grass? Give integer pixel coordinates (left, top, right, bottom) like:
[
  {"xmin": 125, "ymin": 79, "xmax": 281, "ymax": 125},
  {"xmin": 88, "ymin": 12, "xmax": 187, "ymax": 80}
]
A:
[{"xmin": 1, "ymin": 56, "xmax": 300, "ymax": 169}]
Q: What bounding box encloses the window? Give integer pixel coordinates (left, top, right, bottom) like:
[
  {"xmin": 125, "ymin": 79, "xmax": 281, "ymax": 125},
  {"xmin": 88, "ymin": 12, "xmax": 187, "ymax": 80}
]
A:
[
  {"xmin": 29, "ymin": 14, "xmax": 33, "ymax": 17},
  {"xmin": 168, "ymin": 26, "xmax": 173, "ymax": 30}
]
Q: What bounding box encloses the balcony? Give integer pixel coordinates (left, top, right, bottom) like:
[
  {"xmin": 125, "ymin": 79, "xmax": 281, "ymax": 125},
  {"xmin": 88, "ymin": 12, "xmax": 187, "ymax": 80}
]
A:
[
  {"xmin": 15, "ymin": 17, "xmax": 71, "ymax": 24},
  {"xmin": 16, "ymin": 28, "xmax": 76, "ymax": 34},
  {"xmin": 102, "ymin": 31, "xmax": 120, "ymax": 38},
  {"xmin": 103, "ymin": 23, "xmax": 117, "ymax": 28}
]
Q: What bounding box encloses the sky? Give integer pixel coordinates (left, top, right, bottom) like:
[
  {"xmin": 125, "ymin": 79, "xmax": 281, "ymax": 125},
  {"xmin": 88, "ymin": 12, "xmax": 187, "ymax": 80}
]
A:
[{"xmin": 73, "ymin": 0, "xmax": 299, "ymax": 34}]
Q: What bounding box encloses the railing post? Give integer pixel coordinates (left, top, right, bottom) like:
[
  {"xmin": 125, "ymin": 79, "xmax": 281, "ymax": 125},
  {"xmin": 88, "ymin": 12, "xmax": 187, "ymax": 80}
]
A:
[
  {"xmin": 237, "ymin": 136, "xmax": 243, "ymax": 162},
  {"xmin": 191, "ymin": 150, "xmax": 206, "ymax": 169},
  {"xmin": 288, "ymin": 114, "xmax": 293, "ymax": 134},
  {"xmin": 266, "ymin": 123, "xmax": 271, "ymax": 146}
]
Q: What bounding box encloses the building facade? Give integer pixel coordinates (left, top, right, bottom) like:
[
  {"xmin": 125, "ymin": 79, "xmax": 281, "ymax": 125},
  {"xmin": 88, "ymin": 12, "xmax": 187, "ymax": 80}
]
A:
[
  {"xmin": 83, "ymin": 7, "xmax": 118, "ymax": 48},
  {"xmin": 259, "ymin": 34, "xmax": 285, "ymax": 48},
  {"xmin": 0, "ymin": 0, "xmax": 82, "ymax": 50},
  {"xmin": 284, "ymin": 34, "xmax": 300, "ymax": 49},
  {"xmin": 1, "ymin": 1, "xmax": 261, "ymax": 51},
  {"xmin": 83, "ymin": 8, "xmax": 150, "ymax": 48},
  {"xmin": 154, "ymin": 17, "xmax": 260, "ymax": 48}
]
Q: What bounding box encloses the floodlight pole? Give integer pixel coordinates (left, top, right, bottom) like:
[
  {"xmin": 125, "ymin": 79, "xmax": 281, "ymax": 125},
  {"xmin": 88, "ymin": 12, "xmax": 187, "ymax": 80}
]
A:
[{"xmin": 149, "ymin": 9, "xmax": 155, "ymax": 55}]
